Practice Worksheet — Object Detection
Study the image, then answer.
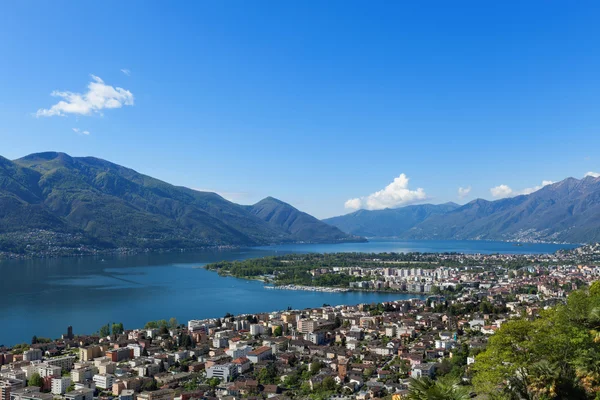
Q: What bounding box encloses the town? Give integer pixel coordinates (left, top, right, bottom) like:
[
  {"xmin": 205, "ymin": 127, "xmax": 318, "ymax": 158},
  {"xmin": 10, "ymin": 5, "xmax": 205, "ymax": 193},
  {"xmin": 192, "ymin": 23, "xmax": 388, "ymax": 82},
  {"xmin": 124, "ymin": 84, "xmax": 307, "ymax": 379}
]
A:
[{"xmin": 2, "ymin": 244, "xmax": 600, "ymax": 400}]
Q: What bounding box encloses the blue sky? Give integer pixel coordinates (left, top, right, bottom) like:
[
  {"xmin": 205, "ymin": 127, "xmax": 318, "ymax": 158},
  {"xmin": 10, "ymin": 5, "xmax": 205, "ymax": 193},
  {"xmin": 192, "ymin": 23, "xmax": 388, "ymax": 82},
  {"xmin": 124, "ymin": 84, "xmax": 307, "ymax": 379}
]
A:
[{"xmin": 1, "ymin": 1, "xmax": 599, "ymax": 219}]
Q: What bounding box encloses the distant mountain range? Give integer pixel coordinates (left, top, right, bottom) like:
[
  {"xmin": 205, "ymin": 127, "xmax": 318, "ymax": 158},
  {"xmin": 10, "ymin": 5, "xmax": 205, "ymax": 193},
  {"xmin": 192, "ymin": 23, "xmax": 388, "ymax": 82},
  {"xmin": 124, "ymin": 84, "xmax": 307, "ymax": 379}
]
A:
[
  {"xmin": 324, "ymin": 176, "xmax": 600, "ymax": 243},
  {"xmin": 323, "ymin": 203, "xmax": 460, "ymax": 237},
  {"xmin": 0, "ymin": 152, "xmax": 361, "ymax": 252}
]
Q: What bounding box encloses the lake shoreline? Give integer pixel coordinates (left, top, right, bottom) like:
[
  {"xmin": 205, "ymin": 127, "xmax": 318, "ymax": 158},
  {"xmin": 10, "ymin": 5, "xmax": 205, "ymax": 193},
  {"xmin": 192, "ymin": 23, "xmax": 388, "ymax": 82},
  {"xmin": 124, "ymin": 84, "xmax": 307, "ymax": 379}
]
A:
[{"xmin": 0, "ymin": 238, "xmax": 580, "ymax": 262}]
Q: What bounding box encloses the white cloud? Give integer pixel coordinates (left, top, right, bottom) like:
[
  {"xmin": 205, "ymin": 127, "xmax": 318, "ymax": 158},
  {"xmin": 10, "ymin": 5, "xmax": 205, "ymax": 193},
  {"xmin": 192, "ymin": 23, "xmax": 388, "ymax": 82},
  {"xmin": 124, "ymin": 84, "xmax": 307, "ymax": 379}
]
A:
[
  {"xmin": 490, "ymin": 180, "xmax": 554, "ymax": 198},
  {"xmin": 457, "ymin": 186, "xmax": 471, "ymax": 199},
  {"xmin": 490, "ymin": 184, "xmax": 514, "ymax": 198},
  {"xmin": 344, "ymin": 174, "xmax": 427, "ymax": 210},
  {"xmin": 120, "ymin": 69, "xmax": 131, "ymax": 76},
  {"xmin": 585, "ymin": 171, "xmax": 600, "ymax": 178},
  {"xmin": 72, "ymin": 128, "xmax": 90, "ymax": 136},
  {"xmin": 36, "ymin": 75, "xmax": 134, "ymax": 117}
]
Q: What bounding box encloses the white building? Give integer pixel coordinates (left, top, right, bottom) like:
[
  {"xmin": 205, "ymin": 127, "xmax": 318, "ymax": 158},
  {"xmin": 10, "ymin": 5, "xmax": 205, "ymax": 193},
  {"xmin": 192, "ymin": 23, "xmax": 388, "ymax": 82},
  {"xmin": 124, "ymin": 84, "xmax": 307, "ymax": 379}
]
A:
[
  {"xmin": 127, "ymin": 344, "xmax": 143, "ymax": 358},
  {"xmin": 92, "ymin": 374, "xmax": 114, "ymax": 390},
  {"xmin": 36, "ymin": 364, "xmax": 62, "ymax": 379},
  {"xmin": 46, "ymin": 356, "xmax": 76, "ymax": 371},
  {"xmin": 206, "ymin": 364, "xmax": 237, "ymax": 382},
  {"xmin": 51, "ymin": 377, "xmax": 71, "ymax": 395},
  {"xmin": 249, "ymin": 324, "xmax": 265, "ymax": 336},
  {"xmin": 23, "ymin": 349, "xmax": 43, "ymax": 362},
  {"xmin": 225, "ymin": 344, "xmax": 251, "ymax": 359}
]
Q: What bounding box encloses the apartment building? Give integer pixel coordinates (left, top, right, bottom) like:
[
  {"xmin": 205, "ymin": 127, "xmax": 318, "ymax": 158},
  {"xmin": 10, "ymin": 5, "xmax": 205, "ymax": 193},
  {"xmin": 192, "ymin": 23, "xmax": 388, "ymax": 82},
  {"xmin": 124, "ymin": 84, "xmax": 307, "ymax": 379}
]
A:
[
  {"xmin": 206, "ymin": 364, "xmax": 237, "ymax": 382},
  {"xmin": 51, "ymin": 377, "xmax": 71, "ymax": 395}
]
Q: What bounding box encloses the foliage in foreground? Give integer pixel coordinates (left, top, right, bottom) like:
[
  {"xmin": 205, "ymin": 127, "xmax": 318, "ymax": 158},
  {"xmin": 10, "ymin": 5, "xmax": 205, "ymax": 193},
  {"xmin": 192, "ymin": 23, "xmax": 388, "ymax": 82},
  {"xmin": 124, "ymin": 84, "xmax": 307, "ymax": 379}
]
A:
[
  {"xmin": 406, "ymin": 376, "xmax": 471, "ymax": 400},
  {"xmin": 472, "ymin": 281, "xmax": 600, "ymax": 399}
]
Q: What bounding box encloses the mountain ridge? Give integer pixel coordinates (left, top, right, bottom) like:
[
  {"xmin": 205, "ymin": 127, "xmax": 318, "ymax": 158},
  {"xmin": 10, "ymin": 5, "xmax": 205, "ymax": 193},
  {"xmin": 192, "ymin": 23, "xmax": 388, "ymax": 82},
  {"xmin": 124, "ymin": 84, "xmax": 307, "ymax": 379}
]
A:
[
  {"xmin": 0, "ymin": 152, "xmax": 361, "ymax": 254},
  {"xmin": 324, "ymin": 177, "xmax": 600, "ymax": 243}
]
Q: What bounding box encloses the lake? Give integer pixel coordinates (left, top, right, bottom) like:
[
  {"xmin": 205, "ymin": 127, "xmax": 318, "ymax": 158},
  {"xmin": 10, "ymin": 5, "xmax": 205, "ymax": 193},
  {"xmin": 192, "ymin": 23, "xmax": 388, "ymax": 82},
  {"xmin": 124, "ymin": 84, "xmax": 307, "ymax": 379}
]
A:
[{"xmin": 0, "ymin": 239, "xmax": 575, "ymax": 346}]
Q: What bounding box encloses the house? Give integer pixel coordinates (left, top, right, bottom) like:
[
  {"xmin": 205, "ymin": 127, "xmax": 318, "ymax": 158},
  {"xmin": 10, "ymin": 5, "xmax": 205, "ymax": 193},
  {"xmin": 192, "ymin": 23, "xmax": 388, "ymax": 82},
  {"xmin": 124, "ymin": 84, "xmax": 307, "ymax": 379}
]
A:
[
  {"xmin": 410, "ymin": 363, "xmax": 436, "ymax": 379},
  {"xmin": 246, "ymin": 347, "xmax": 272, "ymax": 363}
]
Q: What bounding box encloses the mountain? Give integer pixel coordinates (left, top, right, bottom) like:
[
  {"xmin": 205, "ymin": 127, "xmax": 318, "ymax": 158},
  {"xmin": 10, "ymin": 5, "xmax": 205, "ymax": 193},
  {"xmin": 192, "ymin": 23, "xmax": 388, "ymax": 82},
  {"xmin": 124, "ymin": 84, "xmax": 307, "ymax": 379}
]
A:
[
  {"xmin": 247, "ymin": 197, "xmax": 360, "ymax": 243},
  {"xmin": 405, "ymin": 177, "xmax": 600, "ymax": 243},
  {"xmin": 323, "ymin": 203, "xmax": 460, "ymax": 237},
  {"xmin": 0, "ymin": 152, "xmax": 360, "ymax": 252},
  {"xmin": 324, "ymin": 177, "xmax": 600, "ymax": 243}
]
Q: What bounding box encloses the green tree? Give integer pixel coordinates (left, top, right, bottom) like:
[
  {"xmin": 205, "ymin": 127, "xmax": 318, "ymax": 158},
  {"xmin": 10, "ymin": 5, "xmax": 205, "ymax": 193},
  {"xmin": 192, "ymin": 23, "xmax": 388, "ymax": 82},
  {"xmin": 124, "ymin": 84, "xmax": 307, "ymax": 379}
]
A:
[
  {"xmin": 207, "ymin": 377, "xmax": 221, "ymax": 389},
  {"xmin": 273, "ymin": 326, "xmax": 283, "ymax": 337},
  {"xmin": 257, "ymin": 362, "xmax": 278, "ymax": 384},
  {"xmin": 473, "ymin": 281, "xmax": 600, "ymax": 399},
  {"xmin": 99, "ymin": 323, "xmax": 111, "ymax": 337},
  {"xmin": 141, "ymin": 378, "xmax": 157, "ymax": 391},
  {"xmin": 169, "ymin": 317, "xmax": 178, "ymax": 329},
  {"xmin": 112, "ymin": 322, "xmax": 124, "ymax": 335},
  {"xmin": 29, "ymin": 373, "xmax": 43, "ymax": 388},
  {"xmin": 406, "ymin": 376, "xmax": 470, "ymax": 400}
]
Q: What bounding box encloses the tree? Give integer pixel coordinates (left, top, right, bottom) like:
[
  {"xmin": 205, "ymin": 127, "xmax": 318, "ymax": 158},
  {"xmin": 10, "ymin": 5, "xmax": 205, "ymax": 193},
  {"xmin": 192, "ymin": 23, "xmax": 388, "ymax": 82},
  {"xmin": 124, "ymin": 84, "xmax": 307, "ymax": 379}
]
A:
[
  {"xmin": 310, "ymin": 362, "xmax": 322, "ymax": 374},
  {"xmin": 141, "ymin": 378, "xmax": 157, "ymax": 391},
  {"xmin": 169, "ymin": 317, "xmax": 178, "ymax": 329},
  {"xmin": 320, "ymin": 376, "xmax": 337, "ymax": 392},
  {"xmin": 99, "ymin": 323, "xmax": 111, "ymax": 337},
  {"xmin": 273, "ymin": 326, "xmax": 283, "ymax": 337},
  {"xmin": 473, "ymin": 281, "xmax": 600, "ymax": 399},
  {"xmin": 31, "ymin": 335, "xmax": 38, "ymax": 345},
  {"xmin": 257, "ymin": 362, "xmax": 278, "ymax": 384},
  {"xmin": 29, "ymin": 373, "xmax": 43, "ymax": 388},
  {"xmin": 406, "ymin": 376, "xmax": 470, "ymax": 400},
  {"xmin": 207, "ymin": 377, "xmax": 221, "ymax": 389},
  {"xmin": 112, "ymin": 322, "xmax": 124, "ymax": 335}
]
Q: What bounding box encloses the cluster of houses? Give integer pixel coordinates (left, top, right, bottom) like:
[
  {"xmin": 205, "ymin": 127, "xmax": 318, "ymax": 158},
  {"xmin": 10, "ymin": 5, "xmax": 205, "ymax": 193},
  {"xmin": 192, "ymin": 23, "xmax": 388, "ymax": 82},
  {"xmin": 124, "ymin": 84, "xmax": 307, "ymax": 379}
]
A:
[{"xmin": 2, "ymin": 256, "xmax": 600, "ymax": 400}]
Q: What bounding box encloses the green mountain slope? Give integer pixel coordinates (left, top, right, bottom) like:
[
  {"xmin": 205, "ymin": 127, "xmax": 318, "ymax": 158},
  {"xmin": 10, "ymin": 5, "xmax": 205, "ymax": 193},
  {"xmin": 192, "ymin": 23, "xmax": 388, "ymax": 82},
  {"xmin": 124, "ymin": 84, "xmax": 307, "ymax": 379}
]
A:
[
  {"xmin": 247, "ymin": 197, "xmax": 364, "ymax": 243},
  {"xmin": 0, "ymin": 152, "xmax": 360, "ymax": 252},
  {"xmin": 323, "ymin": 203, "xmax": 460, "ymax": 237}
]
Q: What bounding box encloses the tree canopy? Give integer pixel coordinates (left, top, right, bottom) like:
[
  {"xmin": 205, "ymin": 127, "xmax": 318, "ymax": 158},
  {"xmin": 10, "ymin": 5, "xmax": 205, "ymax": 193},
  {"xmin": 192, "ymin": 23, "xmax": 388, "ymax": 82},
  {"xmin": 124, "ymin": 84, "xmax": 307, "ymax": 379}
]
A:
[{"xmin": 472, "ymin": 281, "xmax": 600, "ymax": 399}]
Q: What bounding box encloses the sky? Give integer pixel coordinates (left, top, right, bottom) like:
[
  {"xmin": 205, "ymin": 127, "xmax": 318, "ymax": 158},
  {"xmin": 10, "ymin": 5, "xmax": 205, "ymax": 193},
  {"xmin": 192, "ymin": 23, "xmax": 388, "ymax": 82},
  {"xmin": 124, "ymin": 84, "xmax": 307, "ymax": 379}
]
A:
[{"xmin": 1, "ymin": 1, "xmax": 599, "ymax": 219}]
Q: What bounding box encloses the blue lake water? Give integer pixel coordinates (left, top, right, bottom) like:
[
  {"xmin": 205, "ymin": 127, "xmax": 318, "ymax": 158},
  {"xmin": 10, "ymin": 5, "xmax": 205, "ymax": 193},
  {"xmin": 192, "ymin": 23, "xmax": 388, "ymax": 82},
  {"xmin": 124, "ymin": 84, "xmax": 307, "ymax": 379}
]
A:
[{"xmin": 0, "ymin": 240, "xmax": 575, "ymax": 346}]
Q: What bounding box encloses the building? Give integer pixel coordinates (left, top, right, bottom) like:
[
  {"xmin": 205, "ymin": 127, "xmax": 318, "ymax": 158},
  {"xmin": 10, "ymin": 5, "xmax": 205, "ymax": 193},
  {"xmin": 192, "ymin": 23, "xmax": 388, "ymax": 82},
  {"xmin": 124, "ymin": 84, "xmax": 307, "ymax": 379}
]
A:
[
  {"xmin": 23, "ymin": 349, "xmax": 43, "ymax": 362},
  {"xmin": 136, "ymin": 389, "xmax": 175, "ymax": 400},
  {"xmin": 79, "ymin": 346, "xmax": 104, "ymax": 362},
  {"xmin": 92, "ymin": 374, "xmax": 115, "ymax": 390},
  {"xmin": 0, "ymin": 354, "xmax": 14, "ymax": 366},
  {"xmin": 51, "ymin": 377, "xmax": 71, "ymax": 395},
  {"xmin": 46, "ymin": 356, "xmax": 76, "ymax": 370},
  {"xmin": 36, "ymin": 364, "xmax": 61, "ymax": 379},
  {"xmin": 225, "ymin": 344, "xmax": 251, "ymax": 359},
  {"xmin": 0, "ymin": 371, "xmax": 26, "ymax": 382},
  {"xmin": 307, "ymin": 331, "xmax": 326, "ymax": 345},
  {"xmin": 119, "ymin": 389, "xmax": 134, "ymax": 400},
  {"xmin": 64, "ymin": 389, "xmax": 93, "ymax": 400},
  {"xmin": 246, "ymin": 346, "xmax": 272, "ymax": 363},
  {"xmin": 9, "ymin": 387, "xmax": 53, "ymax": 400},
  {"xmin": 0, "ymin": 384, "xmax": 10, "ymax": 400},
  {"xmin": 206, "ymin": 364, "xmax": 238, "ymax": 382},
  {"xmin": 62, "ymin": 326, "xmax": 74, "ymax": 340},
  {"xmin": 106, "ymin": 348, "xmax": 133, "ymax": 362},
  {"xmin": 126, "ymin": 344, "xmax": 143, "ymax": 358},
  {"xmin": 297, "ymin": 319, "xmax": 317, "ymax": 334},
  {"xmin": 71, "ymin": 366, "xmax": 97, "ymax": 383},
  {"xmin": 249, "ymin": 324, "xmax": 265, "ymax": 336}
]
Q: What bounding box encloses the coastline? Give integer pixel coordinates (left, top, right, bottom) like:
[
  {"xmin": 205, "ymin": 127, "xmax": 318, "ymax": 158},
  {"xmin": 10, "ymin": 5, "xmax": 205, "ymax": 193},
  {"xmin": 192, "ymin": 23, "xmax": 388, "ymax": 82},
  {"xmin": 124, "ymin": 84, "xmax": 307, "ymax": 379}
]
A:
[{"xmin": 205, "ymin": 268, "xmax": 435, "ymax": 296}]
